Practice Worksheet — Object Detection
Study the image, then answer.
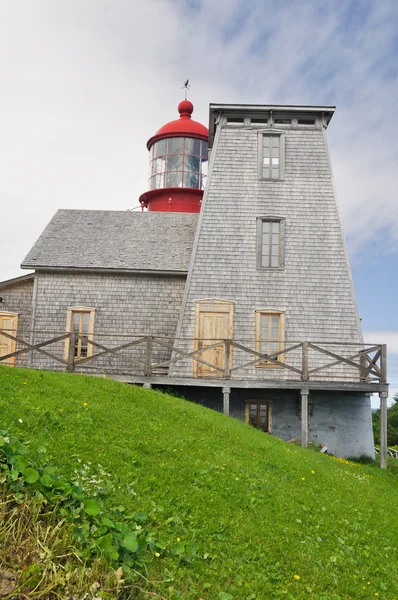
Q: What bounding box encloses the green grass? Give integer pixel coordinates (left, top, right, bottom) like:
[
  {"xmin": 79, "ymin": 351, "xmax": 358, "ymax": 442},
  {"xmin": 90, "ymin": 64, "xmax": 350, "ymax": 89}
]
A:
[{"xmin": 1, "ymin": 365, "xmax": 398, "ymax": 600}]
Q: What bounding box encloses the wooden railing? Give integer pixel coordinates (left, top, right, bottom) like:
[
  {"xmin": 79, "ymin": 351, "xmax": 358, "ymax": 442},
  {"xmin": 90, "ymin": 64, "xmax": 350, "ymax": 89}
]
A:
[{"xmin": 0, "ymin": 328, "xmax": 387, "ymax": 384}]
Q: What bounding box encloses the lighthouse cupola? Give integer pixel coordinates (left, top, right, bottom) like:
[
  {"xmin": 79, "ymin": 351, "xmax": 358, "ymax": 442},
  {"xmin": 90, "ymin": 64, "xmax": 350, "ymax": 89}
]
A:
[{"xmin": 139, "ymin": 99, "xmax": 209, "ymax": 212}]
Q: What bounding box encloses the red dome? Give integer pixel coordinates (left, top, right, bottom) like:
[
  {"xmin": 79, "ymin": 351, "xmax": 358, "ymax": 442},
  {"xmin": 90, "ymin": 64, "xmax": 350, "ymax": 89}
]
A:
[{"xmin": 146, "ymin": 100, "xmax": 208, "ymax": 149}]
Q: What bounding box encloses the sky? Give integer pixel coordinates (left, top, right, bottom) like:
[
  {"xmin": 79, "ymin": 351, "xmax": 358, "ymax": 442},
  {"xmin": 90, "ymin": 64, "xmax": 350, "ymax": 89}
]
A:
[{"xmin": 0, "ymin": 0, "xmax": 397, "ymax": 405}]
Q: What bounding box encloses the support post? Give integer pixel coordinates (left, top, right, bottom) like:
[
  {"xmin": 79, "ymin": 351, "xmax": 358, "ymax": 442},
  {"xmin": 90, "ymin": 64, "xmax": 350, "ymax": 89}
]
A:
[
  {"xmin": 301, "ymin": 342, "xmax": 309, "ymax": 381},
  {"xmin": 145, "ymin": 336, "xmax": 153, "ymax": 377},
  {"xmin": 380, "ymin": 345, "xmax": 387, "ymax": 384},
  {"xmin": 300, "ymin": 388, "xmax": 309, "ymax": 448},
  {"xmin": 66, "ymin": 332, "xmax": 75, "ymax": 373},
  {"xmin": 379, "ymin": 390, "xmax": 388, "ymax": 469},
  {"xmin": 143, "ymin": 383, "xmax": 152, "ymax": 389},
  {"xmin": 224, "ymin": 339, "xmax": 231, "ymax": 378},
  {"xmin": 222, "ymin": 386, "xmax": 231, "ymax": 416},
  {"xmin": 359, "ymin": 351, "xmax": 367, "ymax": 381}
]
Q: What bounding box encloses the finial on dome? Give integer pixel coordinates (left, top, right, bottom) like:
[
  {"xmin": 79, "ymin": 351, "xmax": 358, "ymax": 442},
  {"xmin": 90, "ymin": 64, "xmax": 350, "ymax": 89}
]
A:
[
  {"xmin": 182, "ymin": 79, "xmax": 190, "ymax": 99},
  {"xmin": 178, "ymin": 99, "xmax": 194, "ymax": 119}
]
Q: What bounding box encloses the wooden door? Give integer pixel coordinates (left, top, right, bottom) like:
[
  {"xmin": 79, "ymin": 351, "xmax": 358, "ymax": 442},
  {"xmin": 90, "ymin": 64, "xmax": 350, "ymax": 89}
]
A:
[
  {"xmin": 194, "ymin": 300, "xmax": 233, "ymax": 377},
  {"xmin": 0, "ymin": 312, "xmax": 18, "ymax": 366}
]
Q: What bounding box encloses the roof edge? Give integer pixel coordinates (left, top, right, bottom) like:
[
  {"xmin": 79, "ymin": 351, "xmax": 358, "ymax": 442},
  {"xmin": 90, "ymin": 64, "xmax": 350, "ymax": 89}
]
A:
[
  {"xmin": 0, "ymin": 273, "xmax": 35, "ymax": 289},
  {"xmin": 209, "ymin": 103, "xmax": 336, "ymax": 112},
  {"xmin": 21, "ymin": 266, "xmax": 188, "ymax": 277},
  {"xmin": 208, "ymin": 103, "xmax": 336, "ymax": 147}
]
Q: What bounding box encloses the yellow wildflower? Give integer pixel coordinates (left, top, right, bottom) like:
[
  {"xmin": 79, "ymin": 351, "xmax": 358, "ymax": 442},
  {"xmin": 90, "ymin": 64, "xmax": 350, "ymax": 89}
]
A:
[
  {"xmin": 83, "ymin": 402, "xmax": 88, "ymax": 406},
  {"xmin": 301, "ymin": 477, "xmax": 305, "ymax": 481},
  {"xmin": 177, "ymin": 537, "xmax": 180, "ymax": 542},
  {"xmin": 293, "ymin": 575, "xmax": 300, "ymax": 580},
  {"xmin": 311, "ymin": 470, "xmax": 315, "ymax": 474},
  {"xmin": 155, "ymin": 552, "xmax": 160, "ymax": 557}
]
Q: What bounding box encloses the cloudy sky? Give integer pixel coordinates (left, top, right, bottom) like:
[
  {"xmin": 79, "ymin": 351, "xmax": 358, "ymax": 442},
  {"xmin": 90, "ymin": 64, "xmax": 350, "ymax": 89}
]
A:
[{"xmin": 1, "ymin": 0, "xmax": 397, "ymax": 403}]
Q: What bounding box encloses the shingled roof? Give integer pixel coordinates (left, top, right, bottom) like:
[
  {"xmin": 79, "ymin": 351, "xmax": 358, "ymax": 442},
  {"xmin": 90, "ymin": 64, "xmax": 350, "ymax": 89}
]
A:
[{"xmin": 21, "ymin": 210, "xmax": 199, "ymax": 273}]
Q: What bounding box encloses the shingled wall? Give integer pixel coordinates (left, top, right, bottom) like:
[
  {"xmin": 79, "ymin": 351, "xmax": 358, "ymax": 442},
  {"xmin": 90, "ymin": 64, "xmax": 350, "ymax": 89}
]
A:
[
  {"xmin": 172, "ymin": 119, "xmax": 362, "ymax": 380},
  {"xmin": 30, "ymin": 271, "xmax": 186, "ymax": 373},
  {"xmin": 0, "ymin": 275, "xmax": 34, "ymax": 366}
]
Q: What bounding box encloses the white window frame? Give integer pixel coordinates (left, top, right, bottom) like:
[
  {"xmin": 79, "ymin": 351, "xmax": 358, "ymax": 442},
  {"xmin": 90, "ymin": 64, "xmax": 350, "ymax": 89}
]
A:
[
  {"xmin": 64, "ymin": 307, "xmax": 96, "ymax": 361},
  {"xmin": 257, "ymin": 216, "xmax": 285, "ymax": 269},
  {"xmin": 258, "ymin": 130, "xmax": 286, "ymax": 181},
  {"xmin": 255, "ymin": 310, "xmax": 286, "ymax": 367}
]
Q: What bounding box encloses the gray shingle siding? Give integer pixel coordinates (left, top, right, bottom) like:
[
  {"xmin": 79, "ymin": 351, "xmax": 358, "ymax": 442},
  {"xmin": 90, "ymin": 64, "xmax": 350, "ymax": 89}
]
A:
[
  {"xmin": 172, "ymin": 121, "xmax": 362, "ymax": 379},
  {"xmin": 0, "ymin": 275, "xmax": 34, "ymax": 366},
  {"xmin": 30, "ymin": 271, "xmax": 186, "ymax": 372}
]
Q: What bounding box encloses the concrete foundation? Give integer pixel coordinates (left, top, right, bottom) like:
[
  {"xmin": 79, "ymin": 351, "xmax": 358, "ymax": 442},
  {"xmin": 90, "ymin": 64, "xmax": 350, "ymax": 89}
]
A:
[{"xmin": 154, "ymin": 385, "xmax": 375, "ymax": 460}]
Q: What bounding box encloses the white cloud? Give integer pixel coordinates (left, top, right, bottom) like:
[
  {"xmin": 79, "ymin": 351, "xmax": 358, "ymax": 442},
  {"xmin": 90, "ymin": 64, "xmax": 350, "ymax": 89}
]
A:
[
  {"xmin": 364, "ymin": 331, "xmax": 398, "ymax": 354},
  {"xmin": 1, "ymin": 0, "xmax": 397, "ymax": 282}
]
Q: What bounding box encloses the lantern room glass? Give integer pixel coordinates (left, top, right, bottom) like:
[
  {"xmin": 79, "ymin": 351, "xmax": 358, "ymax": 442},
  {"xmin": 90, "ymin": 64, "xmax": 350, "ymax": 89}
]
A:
[{"xmin": 149, "ymin": 137, "xmax": 208, "ymax": 191}]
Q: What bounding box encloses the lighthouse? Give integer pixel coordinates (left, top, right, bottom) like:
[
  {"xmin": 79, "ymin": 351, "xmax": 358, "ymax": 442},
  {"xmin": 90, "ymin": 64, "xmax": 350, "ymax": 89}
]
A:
[{"xmin": 139, "ymin": 100, "xmax": 208, "ymax": 212}]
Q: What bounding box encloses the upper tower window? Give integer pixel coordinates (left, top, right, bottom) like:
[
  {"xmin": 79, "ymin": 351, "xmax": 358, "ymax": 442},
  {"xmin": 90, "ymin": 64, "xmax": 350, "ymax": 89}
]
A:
[
  {"xmin": 149, "ymin": 137, "xmax": 208, "ymax": 191},
  {"xmin": 258, "ymin": 132, "xmax": 286, "ymax": 181},
  {"xmin": 257, "ymin": 217, "xmax": 285, "ymax": 269}
]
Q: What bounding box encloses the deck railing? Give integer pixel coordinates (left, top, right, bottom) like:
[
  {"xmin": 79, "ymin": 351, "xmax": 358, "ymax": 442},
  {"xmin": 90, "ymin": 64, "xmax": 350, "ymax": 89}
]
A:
[{"xmin": 0, "ymin": 328, "xmax": 387, "ymax": 384}]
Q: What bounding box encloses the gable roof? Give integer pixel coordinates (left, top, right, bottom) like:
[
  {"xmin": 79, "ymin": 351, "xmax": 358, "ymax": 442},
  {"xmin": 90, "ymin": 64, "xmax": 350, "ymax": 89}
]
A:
[{"xmin": 21, "ymin": 210, "xmax": 199, "ymax": 274}]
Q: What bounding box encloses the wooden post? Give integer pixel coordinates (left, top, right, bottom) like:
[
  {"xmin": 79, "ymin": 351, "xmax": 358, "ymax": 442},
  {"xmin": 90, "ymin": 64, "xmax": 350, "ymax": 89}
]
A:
[
  {"xmin": 66, "ymin": 332, "xmax": 75, "ymax": 373},
  {"xmin": 379, "ymin": 390, "xmax": 388, "ymax": 469},
  {"xmin": 300, "ymin": 388, "xmax": 309, "ymax": 448},
  {"xmin": 222, "ymin": 386, "xmax": 231, "ymax": 416},
  {"xmin": 359, "ymin": 350, "xmax": 367, "ymax": 381},
  {"xmin": 145, "ymin": 336, "xmax": 153, "ymax": 377},
  {"xmin": 143, "ymin": 383, "xmax": 152, "ymax": 389},
  {"xmin": 301, "ymin": 342, "xmax": 309, "ymax": 381},
  {"xmin": 224, "ymin": 339, "xmax": 231, "ymax": 378},
  {"xmin": 380, "ymin": 344, "xmax": 387, "ymax": 384}
]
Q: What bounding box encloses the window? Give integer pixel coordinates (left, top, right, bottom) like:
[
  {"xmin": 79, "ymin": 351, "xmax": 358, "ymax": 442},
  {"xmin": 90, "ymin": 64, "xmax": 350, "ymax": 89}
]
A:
[
  {"xmin": 255, "ymin": 310, "xmax": 285, "ymax": 366},
  {"xmin": 257, "ymin": 217, "xmax": 285, "ymax": 269},
  {"xmin": 0, "ymin": 312, "xmax": 18, "ymax": 366},
  {"xmin": 64, "ymin": 307, "xmax": 95, "ymax": 360},
  {"xmin": 274, "ymin": 118, "xmax": 291, "ymax": 125},
  {"xmin": 149, "ymin": 137, "xmax": 208, "ymax": 191},
  {"xmin": 227, "ymin": 117, "xmax": 244, "ymax": 124},
  {"xmin": 298, "ymin": 118, "xmax": 315, "ymax": 126},
  {"xmin": 258, "ymin": 131, "xmax": 286, "ymax": 180},
  {"xmin": 245, "ymin": 400, "xmax": 272, "ymax": 433}
]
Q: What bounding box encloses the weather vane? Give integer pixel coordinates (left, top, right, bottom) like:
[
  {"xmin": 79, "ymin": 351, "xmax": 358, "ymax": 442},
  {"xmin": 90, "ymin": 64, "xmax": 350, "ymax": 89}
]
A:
[{"xmin": 182, "ymin": 79, "xmax": 190, "ymax": 99}]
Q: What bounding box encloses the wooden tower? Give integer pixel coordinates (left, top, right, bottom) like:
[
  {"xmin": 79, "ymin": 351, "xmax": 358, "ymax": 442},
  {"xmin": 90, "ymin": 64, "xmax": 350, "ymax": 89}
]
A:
[{"xmin": 171, "ymin": 104, "xmax": 378, "ymax": 458}]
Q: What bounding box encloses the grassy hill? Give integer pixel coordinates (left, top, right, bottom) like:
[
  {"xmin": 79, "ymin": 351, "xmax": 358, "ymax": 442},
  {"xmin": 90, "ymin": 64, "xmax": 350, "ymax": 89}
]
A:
[{"xmin": 1, "ymin": 365, "xmax": 398, "ymax": 600}]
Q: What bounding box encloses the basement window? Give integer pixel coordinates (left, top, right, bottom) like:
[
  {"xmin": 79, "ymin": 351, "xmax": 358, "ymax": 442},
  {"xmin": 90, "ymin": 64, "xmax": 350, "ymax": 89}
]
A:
[
  {"xmin": 64, "ymin": 307, "xmax": 95, "ymax": 360},
  {"xmin": 255, "ymin": 310, "xmax": 285, "ymax": 367},
  {"xmin": 245, "ymin": 400, "xmax": 272, "ymax": 433},
  {"xmin": 258, "ymin": 132, "xmax": 286, "ymax": 180},
  {"xmin": 257, "ymin": 217, "xmax": 285, "ymax": 269}
]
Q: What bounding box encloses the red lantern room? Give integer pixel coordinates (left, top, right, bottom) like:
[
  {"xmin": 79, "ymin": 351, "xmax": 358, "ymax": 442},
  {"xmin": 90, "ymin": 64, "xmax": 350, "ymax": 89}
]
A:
[{"xmin": 139, "ymin": 100, "xmax": 209, "ymax": 212}]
